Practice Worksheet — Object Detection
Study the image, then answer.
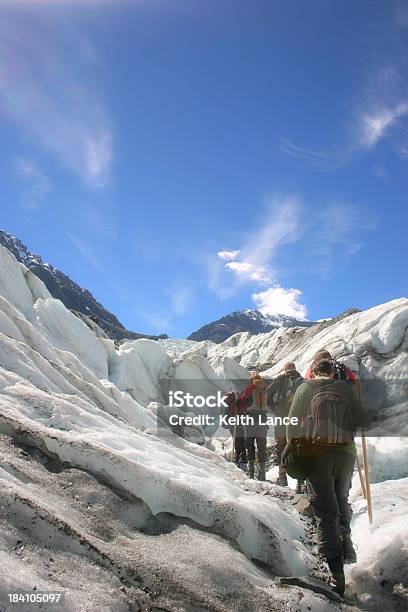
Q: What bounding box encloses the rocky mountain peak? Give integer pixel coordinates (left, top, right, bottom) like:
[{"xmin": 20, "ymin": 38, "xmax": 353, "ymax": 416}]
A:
[{"xmin": 188, "ymin": 308, "xmax": 315, "ymax": 343}]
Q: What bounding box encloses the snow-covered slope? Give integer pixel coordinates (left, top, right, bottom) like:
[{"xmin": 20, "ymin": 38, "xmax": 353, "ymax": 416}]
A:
[
  {"xmin": 0, "ymin": 244, "xmax": 339, "ymax": 611},
  {"xmin": 0, "ymin": 240, "xmax": 407, "ymax": 610}
]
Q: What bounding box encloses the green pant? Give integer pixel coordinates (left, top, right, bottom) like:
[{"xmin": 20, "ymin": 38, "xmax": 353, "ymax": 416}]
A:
[{"xmin": 306, "ymin": 448, "xmax": 355, "ymax": 559}]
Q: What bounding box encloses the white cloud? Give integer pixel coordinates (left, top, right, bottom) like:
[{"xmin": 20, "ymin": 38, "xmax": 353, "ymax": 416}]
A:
[
  {"xmin": 217, "ymin": 250, "xmax": 241, "ymax": 261},
  {"xmin": 252, "ymin": 286, "xmax": 308, "ymax": 320},
  {"xmin": 358, "ymin": 102, "xmax": 408, "ymax": 149},
  {"xmin": 15, "ymin": 158, "xmax": 51, "ymax": 209},
  {"xmin": 66, "ymin": 232, "xmax": 101, "ymax": 269},
  {"xmin": 208, "ymin": 197, "xmax": 308, "ymax": 316},
  {"xmin": 0, "ymin": 10, "xmax": 113, "ymax": 187},
  {"xmin": 224, "ymin": 261, "xmax": 271, "ymax": 284},
  {"xmin": 217, "ymin": 196, "xmax": 301, "ymax": 288},
  {"xmin": 207, "ymin": 196, "xmax": 375, "ymax": 318}
]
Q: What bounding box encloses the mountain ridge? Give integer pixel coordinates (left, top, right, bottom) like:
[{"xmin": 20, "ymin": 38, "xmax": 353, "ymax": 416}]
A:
[
  {"xmin": 188, "ymin": 308, "xmax": 316, "ymax": 343},
  {"xmin": 0, "ymin": 230, "xmax": 167, "ymax": 343}
]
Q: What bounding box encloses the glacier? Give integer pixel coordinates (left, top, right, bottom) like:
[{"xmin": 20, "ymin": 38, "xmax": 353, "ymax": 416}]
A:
[{"xmin": 0, "ymin": 242, "xmax": 407, "ymax": 610}]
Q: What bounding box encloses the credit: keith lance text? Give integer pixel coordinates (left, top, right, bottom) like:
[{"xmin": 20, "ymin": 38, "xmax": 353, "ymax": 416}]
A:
[{"xmin": 168, "ymin": 414, "xmax": 299, "ymax": 427}]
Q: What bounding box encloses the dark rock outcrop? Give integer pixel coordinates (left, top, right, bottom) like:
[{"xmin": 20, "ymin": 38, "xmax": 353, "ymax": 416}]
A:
[{"xmin": 0, "ymin": 230, "xmax": 167, "ymax": 343}]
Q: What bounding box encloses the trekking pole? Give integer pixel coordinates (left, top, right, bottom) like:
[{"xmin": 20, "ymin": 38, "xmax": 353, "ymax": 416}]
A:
[
  {"xmin": 361, "ymin": 430, "xmax": 373, "ymax": 524},
  {"xmin": 356, "ymin": 453, "xmax": 367, "ymax": 499},
  {"xmin": 231, "ymin": 423, "xmax": 237, "ymax": 462},
  {"xmin": 229, "ymin": 394, "xmax": 237, "ymax": 462},
  {"xmin": 355, "ymin": 377, "xmax": 373, "ymax": 523}
]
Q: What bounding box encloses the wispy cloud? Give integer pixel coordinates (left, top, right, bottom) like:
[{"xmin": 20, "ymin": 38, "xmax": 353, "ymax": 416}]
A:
[
  {"xmin": 282, "ymin": 93, "xmax": 408, "ymax": 171},
  {"xmin": 0, "ymin": 8, "xmax": 113, "ymax": 187},
  {"xmin": 280, "ymin": 140, "xmax": 343, "ymax": 171},
  {"xmin": 252, "ymin": 286, "xmax": 308, "ymax": 320},
  {"xmin": 207, "ymin": 196, "xmax": 309, "ymax": 317},
  {"xmin": 216, "ymin": 195, "xmax": 301, "ymax": 289},
  {"xmin": 351, "ymin": 64, "xmax": 408, "ymax": 159},
  {"xmin": 357, "ymin": 102, "xmax": 408, "ymax": 150},
  {"xmin": 79, "ymin": 203, "xmax": 117, "ymax": 240},
  {"xmin": 239, "ymin": 195, "xmax": 301, "ymax": 272},
  {"xmin": 142, "ymin": 311, "xmax": 173, "ymax": 333},
  {"xmin": 15, "ymin": 157, "xmax": 51, "ymax": 209},
  {"xmin": 283, "ymin": 10, "xmax": 408, "ymax": 175},
  {"xmin": 66, "ymin": 232, "xmax": 101, "ymax": 269},
  {"xmin": 207, "ymin": 195, "xmax": 376, "ymax": 318},
  {"xmin": 142, "ymin": 282, "xmax": 194, "ymax": 333},
  {"xmin": 310, "ymin": 203, "xmax": 378, "ymax": 275},
  {"xmin": 167, "ymin": 283, "xmax": 194, "ymax": 317}
]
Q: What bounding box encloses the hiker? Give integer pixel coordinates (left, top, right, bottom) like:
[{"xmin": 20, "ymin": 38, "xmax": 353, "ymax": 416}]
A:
[
  {"xmin": 238, "ymin": 372, "xmax": 268, "ymax": 481},
  {"xmin": 222, "ymin": 392, "xmax": 247, "ymax": 470},
  {"xmin": 285, "ymin": 357, "xmax": 372, "ymax": 597},
  {"xmin": 305, "ymin": 349, "xmax": 356, "ymax": 382},
  {"xmin": 267, "ymin": 362, "xmax": 303, "ymax": 488}
]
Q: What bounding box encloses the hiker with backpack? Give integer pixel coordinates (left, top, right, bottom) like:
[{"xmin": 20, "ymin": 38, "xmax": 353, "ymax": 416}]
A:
[
  {"xmin": 238, "ymin": 372, "xmax": 268, "ymax": 481},
  {"xmin": 284, "ymin": 357, "xmax": 372, "ymax": 597},
  {"xmin": 267, "ymin": 362, "xmax": 303, "ymax": 488},
  {"xmin": 222, "ymin": 391, "xmax": 248, "ymax": 471}
]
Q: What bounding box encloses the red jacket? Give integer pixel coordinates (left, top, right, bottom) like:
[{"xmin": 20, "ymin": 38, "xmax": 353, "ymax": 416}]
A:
[
  {"xmin": 238, "ymin": 382, "xmax": 255, "ymax": 404},
  {"xmin": 237, "ymin": 380, "xmax": 267, "ymax": 411}
]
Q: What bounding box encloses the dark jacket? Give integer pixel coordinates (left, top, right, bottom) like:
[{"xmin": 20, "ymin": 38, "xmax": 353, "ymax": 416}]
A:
[{"xmin": 267, "ymin": 369, "xmax": 302, "ymax": 414}]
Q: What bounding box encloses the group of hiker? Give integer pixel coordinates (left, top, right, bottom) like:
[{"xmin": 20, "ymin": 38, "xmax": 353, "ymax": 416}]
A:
[{"xmin": 223, "ymin": 349, "xmax": 372, "ymax": 597}]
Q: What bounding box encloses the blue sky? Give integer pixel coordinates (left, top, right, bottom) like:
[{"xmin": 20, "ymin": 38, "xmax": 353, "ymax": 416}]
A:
[{"xmin": 1, "ymin": 0, "xmax": 407, "ymax": 337}]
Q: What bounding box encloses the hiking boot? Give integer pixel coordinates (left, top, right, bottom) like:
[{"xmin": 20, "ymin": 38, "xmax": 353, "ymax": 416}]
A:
[
  {"xmin": 327, "ymin": 556, "xmax": 345, "ymax": 597},
  {"xmin": 257, "ymin": 462, "xmax": 266, "ymax": 481},
  {"xmin": 295, "ymin": 480, "xmax": 304, "ymax": 494},
  {"xmin": 276, "ymin": 466, "xmax": 288, "ymax": 487},
  {"xmin": 276, "ymin": 473, "xmax": 288, "ymax": 487},
  {"xmin": 342, "ymin": 533, "xmax": 357, "ymax": 564},
  {"xmin": 237, "ymin": 460, "xmax": 248, "ymax": 473},
  {"xmin": 248, "ymin": 460, "xmax": 255, "ymax": 479}
]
